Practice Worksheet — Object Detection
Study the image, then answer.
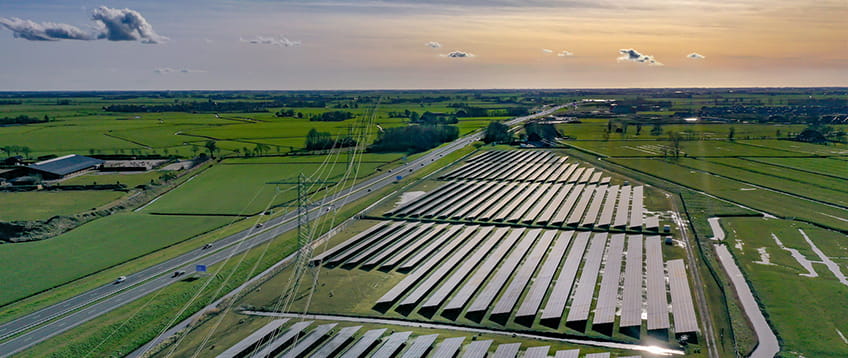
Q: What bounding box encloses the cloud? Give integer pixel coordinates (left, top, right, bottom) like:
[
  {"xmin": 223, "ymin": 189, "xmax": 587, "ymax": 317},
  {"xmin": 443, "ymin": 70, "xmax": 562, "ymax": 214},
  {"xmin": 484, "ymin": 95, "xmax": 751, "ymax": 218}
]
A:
[
  {"xmin": 154, "ymin": 67, "xmax": 206, "ymax": 74},
  {"xmin": 426, "ymin": 41, "xmax": 442, "ymax": 48},
  {"xmin": 557, "ymin": 50, "xmax": 574, "ymax": 57},
  {"xmin": 241, "ymin": 35, "xmax": 301, "ymax": 47},
  {"xmin": 687, "ymin": 52, "xmax": 706, "ymax": 59},
  {"xmin": 542, "ymin": 48, "xmax": 553, "ymax": 54},
  {"xmin": 442, "ymin": 50, "xmax": 474, "ymax": 58},
  {"xmin": 0, "ymin": 6, "xmax": 165, "ymax": 44},
  {"xmin": 617, "ymin": 48, "xmax": 662, "ymax": 65},
  {"xmin": 90, "ymin": 7, "xmax": 167, "ymax": 44},
  {"xmin": 0, "ymin": 17, "xmax": 94, "ymax": 41}
]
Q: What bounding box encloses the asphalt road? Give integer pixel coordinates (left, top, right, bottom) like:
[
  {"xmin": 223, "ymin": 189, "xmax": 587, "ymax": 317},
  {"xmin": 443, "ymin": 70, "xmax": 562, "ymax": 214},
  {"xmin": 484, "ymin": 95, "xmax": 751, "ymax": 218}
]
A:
[{"xmin": 0, "ymin": 105, "xmax": 568, "ymax": 357}]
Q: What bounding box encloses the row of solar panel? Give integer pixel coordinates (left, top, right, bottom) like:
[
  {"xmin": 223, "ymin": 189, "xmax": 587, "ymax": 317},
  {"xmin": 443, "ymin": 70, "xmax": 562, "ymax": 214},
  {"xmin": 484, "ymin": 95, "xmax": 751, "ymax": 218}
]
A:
[
  {"xmin": 442, "ymin": 158, "xmax": 608, "ymax": 185},
  {"xmin": 355, "ymin": 226, "xmax": 698, "ymax": 337},
  {"xmin": 217, "ymin": 319, "xmax": 642, "ymax": 358},
  {"xmin": 465, "ymin": 150, "xmax": 560, "ymax": 164},
  {"xmin": 387, "ymin": 181, "xmax": 654, "ymax": 231}
]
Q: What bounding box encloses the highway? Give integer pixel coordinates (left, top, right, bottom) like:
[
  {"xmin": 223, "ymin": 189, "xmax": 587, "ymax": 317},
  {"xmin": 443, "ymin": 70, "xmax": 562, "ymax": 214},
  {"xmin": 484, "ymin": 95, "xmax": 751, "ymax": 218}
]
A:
[{"xmin": 0, "ymin": 104, "xmax": 569, "ymax": 357}]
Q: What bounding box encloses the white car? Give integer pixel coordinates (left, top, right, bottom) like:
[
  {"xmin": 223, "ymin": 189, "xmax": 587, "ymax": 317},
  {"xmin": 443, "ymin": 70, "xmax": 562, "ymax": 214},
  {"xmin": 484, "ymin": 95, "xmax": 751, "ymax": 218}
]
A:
[{"xmin": 115, "ymin": 276, "xmax": 126, "ymax": 284}]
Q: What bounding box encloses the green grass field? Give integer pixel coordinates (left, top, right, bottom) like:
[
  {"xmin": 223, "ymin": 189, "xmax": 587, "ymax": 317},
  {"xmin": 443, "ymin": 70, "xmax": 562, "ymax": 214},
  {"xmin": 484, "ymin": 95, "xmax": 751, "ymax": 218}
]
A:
[
  {"xmin": 567, "ymin": 139, "xmax": 804, "ymax": 157},
  {"xmin": 141, "ymin": 158, "xmax": 392, "ymax": 215},
  {"xmin": 745, "ymin": 157, "xmax": 848, "ymax": 179},
  {"xmin": 0, "ymin": 190, "xmax": 124, "ymax": 221},
  {"xmin": 0, "ymin": 213, "xmax": 232, "ymax": 306},
  {"xmin": 721, "ymin": 217, "xmax": 848, "ymax": 357},
  {"xmin": 60, "ymin": 171, "xmax": 165, "ymax": 187},
  {"xmin": 605, "ymin": 158, "xmax": 848, "ymax": 231}
]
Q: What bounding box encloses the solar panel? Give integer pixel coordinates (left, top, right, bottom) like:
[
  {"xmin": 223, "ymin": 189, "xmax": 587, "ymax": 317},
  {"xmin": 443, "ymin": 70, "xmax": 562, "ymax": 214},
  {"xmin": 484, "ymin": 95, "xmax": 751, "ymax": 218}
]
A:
[
  {"xmin": 327, "ymin": 222, "xmax": 406, "ymax": 265},
  {"xmin": 422, "ymin": 182, "xmax": 482, "ymax": 218},
  {"xmin": 399, "ymin": 226, "xmax": 490, "ymax": 307},
  {"xmin": 551, "ymin": 183, "xmax": 585, "ymax": 225},
  {"xmin": 478, "ymin": 183, "xmax": 521, "ymax": 221},
  {"xmin": 363, "ymin": 223, "xmax": 435, "ymax": 268},
  {"xmin": 546, "ymin": 159, "xmax": 570, "ymax": 183},
  {"xmin": 540, "ymin": 231, "xmax": 591, "ymax": 322},
  {"xmin": 393, "ymin": 181, "xmax": 462, "ymax": 216},
  {"xmin": 252, "ymin": 321, "xmax": 313, "ymax": 358},
  {"xmin": 493, "ymin": 184, "xmax": 538, "ymax": 221},
  {"xmin": 566, "ymin": 184, "xmax": 597, "ymax": 225},
  {"xmin": 430, "ymin": 337, "xmax": 465, "ymax": 357},
  {"xmin": 465, "ymin": 183, "xmax": 514, "ymax": 219},
  {"xmin": 398, "ymin": 225, "xmax": 464, "ymax": 271},
  {"xmin": 491, "ymin": 230, "xmax": 556, "ymax": 317},
  {"xmin": 376, "ymin": 226, "xmax": 470, "ymax": 305},
  {"xmin": 380, "ymin": 224, "xmax": 449, "ymax": 270},
  {"xmin": 467, "ymin": 229, "xmax": 541, "ymax": 315},
  {"xmin": 422, "ymin": 227, "xmax": 509, "ymax": 310},
  {"xmin": 584, "ymin": 353, "xmax": 611, "ymax": 358},
  {"xmin": 407, "ymin": 181, "xmax": 471, "ymax": 217},
  {"xmin": 536, "ymin": 184, "xmax": 573, "ymax": 225},
  {"xmin": 600, "ymin": 176, "xmax": 611, "ymax": 184},
  {"xmin": 667, "ymin": 259, "xmax": 699, "ymax": 334},
  {"xmin": 216, "ymin": 319, "xmax": 289, "ymax": 358},
  {"xmin": 523, "ymin": 346, "xmax": 550, "ymax": 358},
  {"xmin": 619, "ymin": 235, "xmax": 644, "ymax": 328},
  {"xmin": 310, "ymin": 326, "xmax": 361, "ymax": 358},
  {"xmin": 629, "ymin": 186, "xmax": 644, "ymax": 229},
  {"xmin": 492, "ymin": 343, "xmax": 521, "ymax": 358},
  {"xmin": 645, "ymin": 216, "xmax": 660, "ymax": 231},
  {"xmin": 311, "ymin": 222, "xmax": 389, "ymax": 264},
  {"xmin": 646, "ymin": 236, "xmax": 670, "ymax": 330},
  {"xmin": 507, "ymin": 183, "xmax": 549, "ymax": 222},
  {"xmin": 596, "ymin": 185, "xmax": 619, "ymax": 227},
  {"xmin": 566, "ymin": 233, "xmax": 609, "ymax": 323},
  {"xmin": 558, "ymin": 163, "xmax": 577, "ymax": 183},
  {"xmin": 443, "ymin": 229, "xmax": 523, "ymax": 312},
  {"xmin": 534, "ymin": 162, "xmax": 558, "ymax": 182},
  {"xmin": 399, "ymin": 334, "xmax": 439, "ymax": 358},
  {"xmin": 581, "ymin": 185, "xmax": 608, "ymax": 227},
  {"xmin": 460, "ymin": 340, "xmax": 493, "ymax": 358},
  {"xmin": 371, "ymin": 331, "xmax": 412, "ymax": 358},
  {"xmin": 450, "ymin": 182, "xmax": 500, "ymax": 219},
  {"xmin": 279, "ymin": 323, "xmax": 337, "ymax": 358},
  {"xmin": 613, "ymin": 185, "xmax": 631, "ymax": 228},
  {"xmin": 589, "ymin": 171, "xmax": 603, "ymax": 184},
  {"xmin": 515, "ymin": 231, "xmax": 573, "ymax": 320},
  {"xmin": 523, "ymin": 183, "xmax": 562, "ymax": 224},
  {"xmin": 346, "ymin": 224, "xmax": 418, "ymax": 267},
  {"xmin": 515, "ymin": 162, "xmax": 539, "ymax": 181},
  {"xmin": 566, "ymin": 167, "xmax": 585, "ymax": 183},
  {"xmin": 554, "ymin": 349, "xmax": 580, "ymax": 358},
  {"xmin": 338, "ymin": 328, "xmax": 387, "ymax": 358},
  {"xmin": 593, "ymin": 234, "xmax": 626, "ymax": 326},
  {"xmin": 437, "ymin": 182, "xmax": 490, "ymax": 219},
  {"xmin": 577, "ymin": 168, "xmax": 594, "ymax": 184}
]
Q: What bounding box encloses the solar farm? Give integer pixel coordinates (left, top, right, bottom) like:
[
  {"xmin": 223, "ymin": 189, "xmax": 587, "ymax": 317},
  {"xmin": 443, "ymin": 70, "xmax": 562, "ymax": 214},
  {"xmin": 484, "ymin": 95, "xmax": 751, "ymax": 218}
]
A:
[
  {"xmin": 214, "ymin": 318, "xmax": 647, "ymax": 358},
  {"xmin": 202, "ymin": 149, "xmax": 704, "ymax": 357}
]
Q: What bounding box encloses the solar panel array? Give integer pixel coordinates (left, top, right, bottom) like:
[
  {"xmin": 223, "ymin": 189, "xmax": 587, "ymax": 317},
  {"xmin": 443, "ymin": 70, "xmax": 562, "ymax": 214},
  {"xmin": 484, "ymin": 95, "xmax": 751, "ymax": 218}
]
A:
[
  {"xmin": 368, "ymin": 227, "xmax": 697, "ymax": 337},
  {"xmin": 387, "ymin": 180, "xmax": 650, "ymax": 231},
  {"xmin": 218, "ymin": 320, "xmax": 645, "ymax": 358}
]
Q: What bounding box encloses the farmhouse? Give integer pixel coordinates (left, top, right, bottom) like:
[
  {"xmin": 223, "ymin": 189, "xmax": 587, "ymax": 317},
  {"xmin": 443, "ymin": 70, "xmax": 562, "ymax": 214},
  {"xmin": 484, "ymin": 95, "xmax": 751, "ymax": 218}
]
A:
[{"xmin": 26, "ymin": 154, "xmax": 104, "ymax": 180}]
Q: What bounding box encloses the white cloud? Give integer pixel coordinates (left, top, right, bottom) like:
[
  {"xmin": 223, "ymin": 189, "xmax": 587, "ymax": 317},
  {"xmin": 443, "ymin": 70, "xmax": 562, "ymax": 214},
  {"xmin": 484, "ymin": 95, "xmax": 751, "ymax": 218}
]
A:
[
  {"xmin": 557, "ymin": 50, "xmax": 574, "ymax": 57},
  {"xmin": 442, "ymin": 50, "xmax": 474, "ymax": 58},
  {"xmin": 241, "ymin": 35, "xmax": 301, "ymax": 47},
  {"xmin": 687, "ymin": 52, "xmax": 706, "ymax": 59},
  {"xmin": 617, "ymin": 48, "xmax": 662, "ymax": 65},
  {"xmin": 426, "ymin": 41, "xmax": 442, "ymax": 48},
  {"xmin": 542, "ymin": 48, "xmax": 553, "ymax": 54},
  {"xmin": 0, "ymin": 6, "xmax": 165, "ymax": 44},
  {"xmin": 154, "ymin": 67, "xmax": 206, "ymax": 74}
]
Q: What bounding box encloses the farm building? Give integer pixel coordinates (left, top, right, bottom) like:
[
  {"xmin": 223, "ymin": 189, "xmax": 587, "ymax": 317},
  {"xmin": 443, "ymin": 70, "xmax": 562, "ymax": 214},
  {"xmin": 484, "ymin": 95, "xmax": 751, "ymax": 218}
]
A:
[{"xmin": 26, "ymin": 154, "xmax": 104, "ymax": 180}]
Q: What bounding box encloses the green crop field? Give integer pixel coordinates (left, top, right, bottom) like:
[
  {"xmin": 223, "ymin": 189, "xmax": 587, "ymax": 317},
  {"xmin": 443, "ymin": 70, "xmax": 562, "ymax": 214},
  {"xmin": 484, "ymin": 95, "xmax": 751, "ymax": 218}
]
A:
[
  {"xmin": 60, "ymin": 171, "xmax": 165, "ymax": 188},
  {"xmin": 738, "ymin": 139, "xmax": 848, "ymax": 156},
  {"xmin": 141, "ymin": 158, "xmax": 391, "ymax": 215},
  {"xmin": 0, "ymin": 190, "xmax": 124, "ymax": 221},
  {"xmin": 567, "ymin": 139, "xmax": 804, "ymax": 157},
  {"xmin": 677, "ymin": 158, "xmax": 848, "ymax": 207},
  {"xmin": 746, "ymin": 157, "xmax": 848, "ymax": 179},
  {"xmin": 605, "ymin": 158, "xmax": 848, "ymax": 231},
  {"xmin": 0, "ymin": 213, "xmax": 232, "ymax": 306},
  {"xmin": 721, "ymin": 217, "xmax": 848, "ymax": 357},
  {"xmin": 557, "ymin": 119, "xmax": 810, "ymax": 141}
]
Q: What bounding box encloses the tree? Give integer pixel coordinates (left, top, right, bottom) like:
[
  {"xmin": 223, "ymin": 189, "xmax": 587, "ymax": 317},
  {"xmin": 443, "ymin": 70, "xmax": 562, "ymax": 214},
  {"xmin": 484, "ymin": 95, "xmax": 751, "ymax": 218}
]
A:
[
  {"xmin": 668, "ymin": 131, "xmax": 682, "ymax": 158},
  {"xmin": 728, "ymin": 126, "xmax": 736, "ymax": 141},
  {"xmin": 482, "ymin": 122, "xmax": 511, "ymax": 144},
  {"xmin": 190, "ymin": 145, "xmax": 199, "ymax": 157},
  {"xmin": 21, "ymin": 146, "xmax": 30, "ymax": 159},
  {"xmin": 650, "ymin": 124, "xmax": 663, "ymax": 136},
  {"xmin": 635, "ymin": 123, "xmax": 643, "ymax": 136},
  {"xmin": 204, "ymin": 140, "xmax": 218, "ymax": 158},
  {"xmin": 305, "ymin": 128, "xmax": 334, "ymax": 150},
  {"xmin": 1, "ymin": 146, "xmax": 11, "ymax": 158}
]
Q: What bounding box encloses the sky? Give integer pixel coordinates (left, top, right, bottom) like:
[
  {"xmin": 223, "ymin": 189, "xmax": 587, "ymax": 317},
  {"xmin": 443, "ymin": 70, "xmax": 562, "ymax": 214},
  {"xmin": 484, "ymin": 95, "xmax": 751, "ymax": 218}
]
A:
[{"xmin": 0, "ymin": 0, "xmax": 846, "ymax": 90}]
